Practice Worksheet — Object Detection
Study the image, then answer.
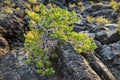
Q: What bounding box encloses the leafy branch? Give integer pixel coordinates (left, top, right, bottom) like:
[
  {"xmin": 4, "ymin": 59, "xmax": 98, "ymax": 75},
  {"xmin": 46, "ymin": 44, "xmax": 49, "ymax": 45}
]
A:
[{"xmin": 25, "ymin": 4, "xmax": 97, "ymax": 76}]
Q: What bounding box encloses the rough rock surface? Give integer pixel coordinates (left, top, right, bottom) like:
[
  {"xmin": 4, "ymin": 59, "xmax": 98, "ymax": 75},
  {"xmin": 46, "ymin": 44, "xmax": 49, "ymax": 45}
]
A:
[
  {"xmin": 0, "ymin": 37, "xmax": 9, "ymax": 56},
  {"xmin": 0, "ymin": 0, "xmax": 120, "ymax": 80},
  {"xmin": 0, "ymin": 14, "xmax": 29, "ymax": 49},
  {"xmin": 57, "ymin": 43, "xmax": 101, "ymax": 80},
  {"xmin": 0, "ymin": 42, "xmax": 102, "ymax": 80},
  {"xmin": 99, "ymin": 41, "xmax": 120, "ymax": 80},
  {"xmin": 0, "ymin": 50, "xmax": 38, "ymax": 80},
  {"xmin": 0, "ymin": 49, "xmax": 59, "ymax": 80},
  {"xmin": 82, "ymin": 52, "xmax": 116, "ymax": 80}
]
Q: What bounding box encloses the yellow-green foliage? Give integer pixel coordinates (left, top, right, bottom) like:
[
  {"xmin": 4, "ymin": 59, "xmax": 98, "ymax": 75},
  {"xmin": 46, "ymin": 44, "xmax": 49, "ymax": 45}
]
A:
[
  {"xmin": 69, "ymin": 3, "xmax": 76, "ymax": 8},
  {"xmin": 32, "ymin": 4, "xmax": 40, "ymax": 12},
  {"xmin": 16, "ymin": 7, "xmax": 21, "ymax": 11},
  {"xmin": 77, "ymin": 1, "xmax": 83, "ymax": 6},
  {"xmin": 87, "ymin": 16, "xmax": 111, "ymax": 25},
  {"xmin": 110, "ymin": 0, "xmax": 120, "ymax": 11},
  {"xmin": 87, "ymin": 16, "xmax": 95, "ymax": 22},
  {"xmin": 80, "ymin": 6, "xmax": 85, "ymax": 12},
  {"xmin": 97, "ymin": 2, "xmax": 103, "ymax": 5},
  {"xmin": 2, "ymin": 7, "xmax": 13, "ymax": 14},
  {"xmin": 96, "ymin": 17, "xmax": 111, "ymax": 25},
  {"xmin": 90, "ymin": 1, "xmax": 95, "ymax": 5},
  {"xmin": 28, "ymin": 0, "xmax": 37, "ymax": 3},
  {"xmin": 25, "ymin": 29, "xmax": 55, "ymax": 75},
  {"xmin": 46, "ymin": 3, "xmax": 57, "ymax": 8},
  {"xmin": 4, "ymin": 0, "xmax": 15, "ymax": 7},
  {"xmin": 24, "ymin": 3, "xmax": 31, "ymax": 9},
  {"xmin": 4, "ymin": 0, "xmax": 11, "ymax": 6},
  {"xmin": 0, "ymin": 14, "xmax": 7, "ymax": 20},
  {"xmin": 1, "ymin": 0, "xmax": 16, "ymax": 14},
  {"xmin": 68, "ymin": 32, "xmax": 97, "ymax": 53},
  {"xmin": 25, "ymin": 4, "xmax": 97, "ymax": 75}
]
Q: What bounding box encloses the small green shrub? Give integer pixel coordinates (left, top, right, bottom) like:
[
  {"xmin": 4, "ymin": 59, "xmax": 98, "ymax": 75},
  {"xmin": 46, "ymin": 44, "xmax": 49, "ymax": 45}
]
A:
[{"xmin": 25, "ymin": 4, "xmax": 97, "ymax": 76}]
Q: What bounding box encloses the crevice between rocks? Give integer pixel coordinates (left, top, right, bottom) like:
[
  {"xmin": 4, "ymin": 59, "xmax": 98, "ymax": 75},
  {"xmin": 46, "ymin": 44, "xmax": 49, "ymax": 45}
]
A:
[{"xmin": 81, "ymin": 52, "xmax": 116, "ymax": 80}]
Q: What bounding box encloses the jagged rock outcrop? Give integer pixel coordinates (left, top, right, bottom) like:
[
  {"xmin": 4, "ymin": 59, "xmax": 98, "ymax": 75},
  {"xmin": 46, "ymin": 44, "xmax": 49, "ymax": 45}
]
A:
[
  {"xmin": 0, "ymin": 14, "xmax": 29, "ymax": 49},
  {"xmin": 98, "ymin": 41, "xmax": 120, "ymax": 80},
  {"xmin": 0, "ymin": 0, "xmax": 120, "ymax": 80},
  {"xmin": 0, "ymin": 42, "xmax": 102, "ymax": 80},
  {"xmin": 81, "ymin": 4, "xmax": 112, "ymax": 17},
  {"xmin": 82, "ymin": 52, "xmax": 116, "ymax": 80},
  {"xmin": 56, "ymin": 42, "xmax": 101, "ymax": 80},
  {"xmin": 0, "ymin": 50, "xmax": 38, "ymax": 80}
]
